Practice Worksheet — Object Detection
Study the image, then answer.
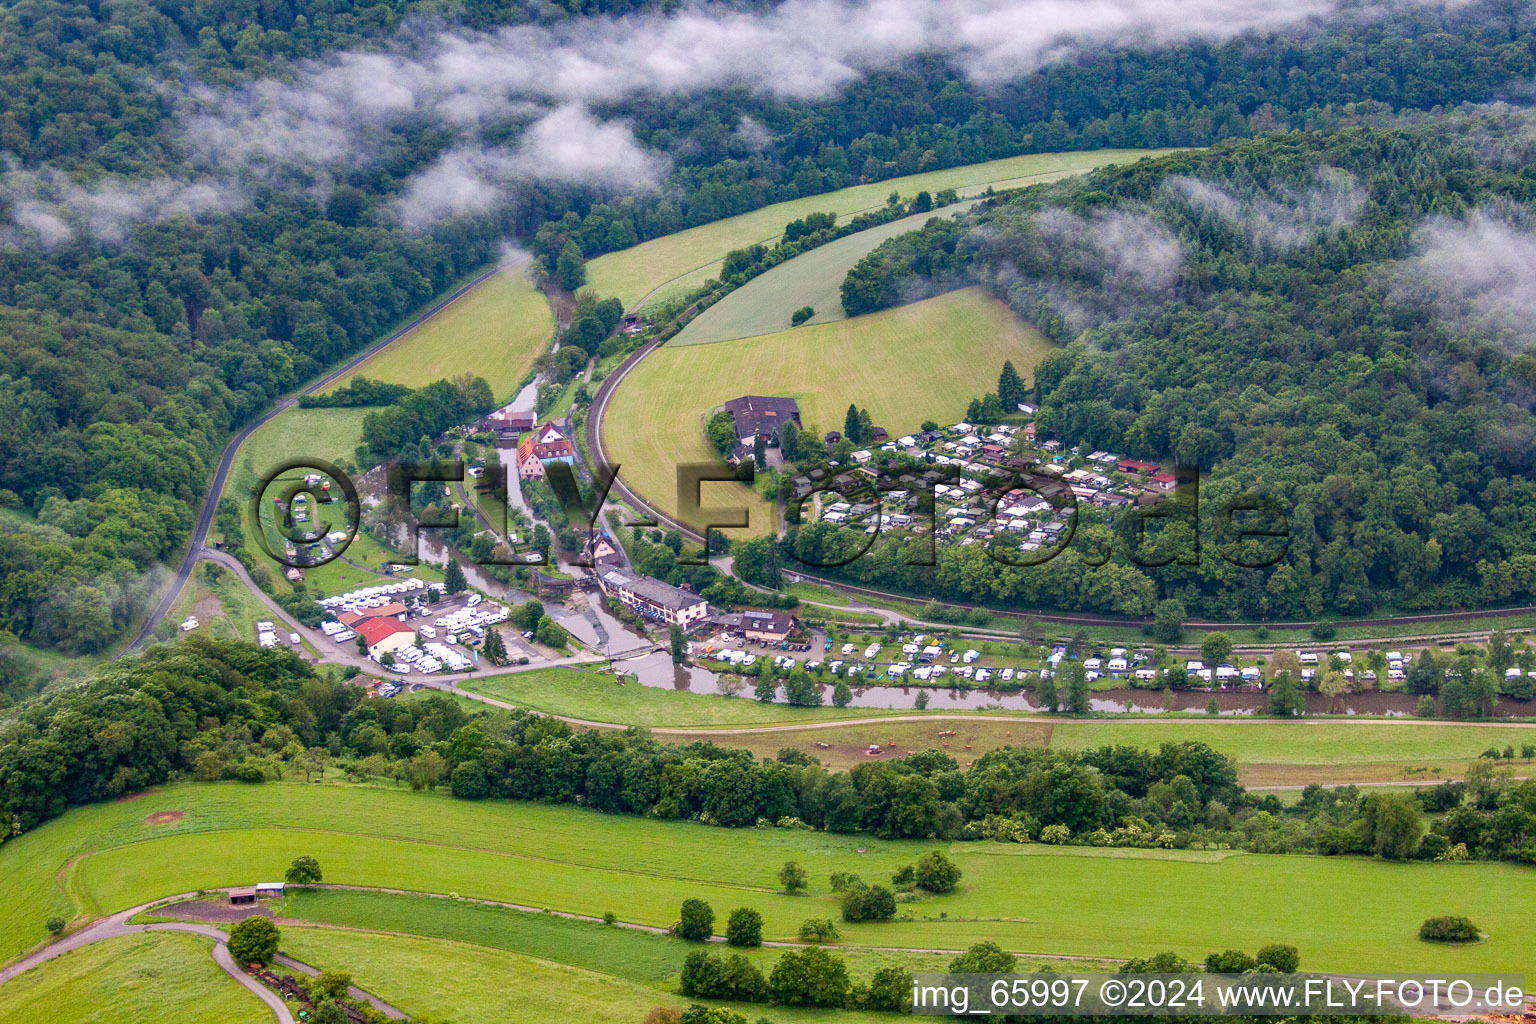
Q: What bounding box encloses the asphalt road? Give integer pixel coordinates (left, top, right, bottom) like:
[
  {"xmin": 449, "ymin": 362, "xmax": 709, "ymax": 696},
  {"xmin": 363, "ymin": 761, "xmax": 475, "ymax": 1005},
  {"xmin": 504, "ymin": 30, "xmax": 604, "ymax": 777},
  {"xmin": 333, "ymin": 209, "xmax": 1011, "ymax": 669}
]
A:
[
  {"xmin": 0, "ymin": 893, "xmax": 409, "ymax": 1022},
  {"xmin": 0, "ymin": 907, "xmax": 295, "ymax": 1022},
  {"xmin": 127, "ymin": 266, "xmax": 503, "ymax": 653}
]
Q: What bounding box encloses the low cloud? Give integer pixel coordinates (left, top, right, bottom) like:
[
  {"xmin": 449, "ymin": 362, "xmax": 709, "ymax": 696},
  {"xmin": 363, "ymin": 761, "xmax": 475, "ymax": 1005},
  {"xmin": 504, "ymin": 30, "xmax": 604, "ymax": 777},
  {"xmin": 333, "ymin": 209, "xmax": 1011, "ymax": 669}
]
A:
[
  {"xmin": 393, "ymin": 107, "xmax": 664, "ymax": 232},
  {"xmin": 1394, "ymin": 203, "xmax": 1536, "ymax": 349},
  {"xmin": 0, "ymin": 0, "xmax": 1449, "ymax": 243},
  {"xmin": 0, "ymin": 168, "xmax": 240, "ymax": 248},
  {"xmin": 1164, "ymin": 166, "xmax": 1365, "ymax": 250},
  {"xmin": 974, "ymin": 206, "xmax": 1184, "ymax": 332}
]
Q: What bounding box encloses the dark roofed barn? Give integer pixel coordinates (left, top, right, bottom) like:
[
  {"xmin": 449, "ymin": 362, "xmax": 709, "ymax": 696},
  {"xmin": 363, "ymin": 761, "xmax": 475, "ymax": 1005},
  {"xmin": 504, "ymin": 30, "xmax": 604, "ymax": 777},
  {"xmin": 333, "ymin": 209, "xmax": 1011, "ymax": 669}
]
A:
[{"xmin": 723, "ymin": 395, "xmax": 802, "ymax": 442}]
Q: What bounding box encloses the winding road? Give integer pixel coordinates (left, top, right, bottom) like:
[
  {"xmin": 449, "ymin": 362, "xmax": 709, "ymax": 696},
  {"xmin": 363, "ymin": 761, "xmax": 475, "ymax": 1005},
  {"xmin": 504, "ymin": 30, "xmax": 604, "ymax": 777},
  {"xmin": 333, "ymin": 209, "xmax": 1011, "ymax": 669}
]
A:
[
  {"xmin": 127, "ymin": 266, "xmax": 504, "ymax": 653},
  {"xmin": 0, "ymin": 894, "xmax": 409, "ymax": 1023}
]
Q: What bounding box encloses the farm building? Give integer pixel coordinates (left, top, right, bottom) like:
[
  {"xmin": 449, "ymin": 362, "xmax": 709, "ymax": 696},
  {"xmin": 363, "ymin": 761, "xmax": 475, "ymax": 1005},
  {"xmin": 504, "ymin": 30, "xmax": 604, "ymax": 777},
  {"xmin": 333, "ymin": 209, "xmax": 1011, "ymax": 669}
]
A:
[
  {"xmin": 338, "ymin": 602, "xmax": 408, "ymax": 626},
  {"xmin": 354, "ymin": 617, "xmax": 415, "ymax": 660},
  {"xmin": 484, "ymin": 403, "xmax": 536, "ymax": 440},
  {"xmin": 722, "ymin": 395, "xmax": 801, "ymax": 444},
  {"xmin": 598, "ymin": 570, "xmax": 710, "ymax": 629},
  {"xmin": 228, "ymin": 887, "xmax": 257, "ymax": 905}
]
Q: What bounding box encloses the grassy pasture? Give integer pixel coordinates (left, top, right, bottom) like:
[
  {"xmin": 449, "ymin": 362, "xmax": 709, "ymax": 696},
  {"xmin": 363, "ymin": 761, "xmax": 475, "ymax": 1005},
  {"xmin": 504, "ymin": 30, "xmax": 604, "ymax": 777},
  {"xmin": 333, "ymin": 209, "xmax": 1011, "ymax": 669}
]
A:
[
  {"xmin": 3, "ymin": 783, "xmax": 1531, "ymax": 976},
  {"xmin": 586, "ymin": 149, "xmax": 1185, "ymax": 309},
  {"xmin": 279, "ymin": 927, "xmax": 893, "ymax": 1024},
  {"xmin": 276, "ymin": 888, "xmax": 1050, "ymax": 984},
  {"xmin": 603, "ymin": 287, "xmax": 1053, "ymax": 537},
  {"xmin": 0, "ymin": 932, "xmax": 273, "ymax": 1024},
  {"xmin": 464, "ymin": 666, "xmax": 905, "ymax": 726},
  {"xmin": 315, "ymin": 268, "xmax": 554, "ymax": 402},
  {"xmin": 221, "ymin": 406, "xmax": 371, "ymax": 509},
  {"xmin": 671, "ymin": 199, "xmax": 984, "ymax": 345},
  {"xmin": 658, "ymin": 716, "xmax": 1534, "ymax": 780}
]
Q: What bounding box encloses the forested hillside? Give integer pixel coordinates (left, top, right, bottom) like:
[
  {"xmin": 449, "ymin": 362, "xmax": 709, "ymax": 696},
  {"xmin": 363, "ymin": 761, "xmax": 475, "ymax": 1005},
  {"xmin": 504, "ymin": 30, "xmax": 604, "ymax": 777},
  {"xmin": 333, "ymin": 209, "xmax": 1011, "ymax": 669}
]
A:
[
  {"xmin": 3, "ymin": 0, "xmax": 1536, "ymax": 660},
  {"xmin": 832, "ymin": 119, "xmax": 1536, "ymax": 620}
]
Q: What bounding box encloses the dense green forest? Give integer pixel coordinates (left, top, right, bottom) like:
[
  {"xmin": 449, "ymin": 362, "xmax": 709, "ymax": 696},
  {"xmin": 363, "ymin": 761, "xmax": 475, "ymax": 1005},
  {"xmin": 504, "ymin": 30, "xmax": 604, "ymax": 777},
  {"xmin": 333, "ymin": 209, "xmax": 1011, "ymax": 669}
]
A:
[
  {"xmin": 2, "ymin": 637, "xmax": 1532, "ymax": 864},
  {"xmin": 820, "ymin": 120, "xmax": 1536, "ymax": 621},
  {"xmin": 4, "ymin": 0, "xmax": 1536, "ymax": 660}
]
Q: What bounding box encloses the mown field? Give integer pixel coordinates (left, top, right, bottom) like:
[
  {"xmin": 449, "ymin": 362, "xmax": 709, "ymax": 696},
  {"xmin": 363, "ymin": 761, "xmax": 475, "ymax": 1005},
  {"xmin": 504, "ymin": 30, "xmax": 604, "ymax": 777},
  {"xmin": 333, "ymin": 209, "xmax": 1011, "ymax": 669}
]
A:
[
  {"xmin": 603, "ymin": 287, "xmax": 1053, "ymax": 537},
  {"xmin": 279, "ymin": 926, "xmax": 891, "ymax": 1024},
  {"xmin": 315, "ymin": 267, "xmax": 554, "ymax": 402},
  {"xmin": 275, "ymin": 888, "xmax": 998, "ymax": 983},
  {"xmin": 670, "ymin": 199, "xmax": 984, "ymax": 346},
  {"xmin": 656, "ymin": 716, "xmax": 1536, "ymax": 781},
  {"xmin": 3, "ymin": 783, "xmax": 1529, "ymax": 976},
  {"xmin": 222, "ymin": 406, "xmax": 371, "ymax": 509},
  {"xmin": 585, "ymin": 149, "xmax": 1184, "ymax": 309},
  {"xmin": 0, "ymin": 932, "xmax": 272, "ymax": 1024},
  {"xmin": 464, "ymin": 666, "xmax": 909, "ymax": 726}
]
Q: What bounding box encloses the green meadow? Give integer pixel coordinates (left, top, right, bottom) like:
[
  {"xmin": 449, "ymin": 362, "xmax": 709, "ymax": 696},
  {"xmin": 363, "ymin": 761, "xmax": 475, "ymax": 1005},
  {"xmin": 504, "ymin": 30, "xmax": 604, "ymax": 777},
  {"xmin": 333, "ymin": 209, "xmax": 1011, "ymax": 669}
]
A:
[
  {"xmin": 278, "ymin": 926, "xmax": 893, "ymax": 1024},
  {"xmin": 0, "ymin": 932, "xmax": 272, "ymax": 1024},
  {"xmin": 463, "ymin": 666, "xmax": 903, "ymax": 726},
  {"xmin": 586, "ymin": 149, "xmax": 1186, "ymax": 309},
  {"xmin": 2, "ymin": 783, "xmax": 1529, "ymax": 977},
  {"xmin": 670, "ymin": 198, "xmax": 985, "ymax": 346},
  {"xmin": 316, "ymin": 267, "xmax": 555, "ymax": 402}
]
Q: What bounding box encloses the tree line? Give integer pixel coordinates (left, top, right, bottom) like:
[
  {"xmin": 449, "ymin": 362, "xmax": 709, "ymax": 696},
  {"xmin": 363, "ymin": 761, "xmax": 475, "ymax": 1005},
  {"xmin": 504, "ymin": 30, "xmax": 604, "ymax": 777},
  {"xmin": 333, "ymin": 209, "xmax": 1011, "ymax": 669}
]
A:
[{"xmin": 2, "ymin": 636, "xmax": 1532, "ymax": 866}]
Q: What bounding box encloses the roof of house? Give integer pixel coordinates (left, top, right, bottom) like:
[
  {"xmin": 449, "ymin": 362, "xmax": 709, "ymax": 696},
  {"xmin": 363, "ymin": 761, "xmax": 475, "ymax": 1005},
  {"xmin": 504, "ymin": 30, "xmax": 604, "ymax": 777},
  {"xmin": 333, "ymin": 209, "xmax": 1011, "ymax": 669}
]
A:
[
  {"xmin": 518, "ymin": 430, "xmax": 575, "ymax": 462},
  {"xmin": 487, "ymin": 405, "xmax": 535, "ymax": 428},
  {"xmin": 355, "ymin": 617, "xmax": 414, "ymax": 646},
  {"xmin": 723, "ymin": 395, "xmax": 801, "ymax": 438},
  {"xmin": 600, "ymin": 570, "xmax": 705, "ymax": 611},
  {"xmin": 714, "ymin": 609, "xmax": 795, "ymax": 633}
]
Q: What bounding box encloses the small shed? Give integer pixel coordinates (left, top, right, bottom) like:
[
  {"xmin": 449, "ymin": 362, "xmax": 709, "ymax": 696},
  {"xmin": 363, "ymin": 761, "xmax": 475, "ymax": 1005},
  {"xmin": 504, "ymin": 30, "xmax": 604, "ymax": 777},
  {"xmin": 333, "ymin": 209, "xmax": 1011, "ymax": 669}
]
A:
[
  {"xmin": 255, "ymin": 882, "xmax": 285, "ymax": 898},
  {"xmin": 228, "ymin": 887, "xmax": 257, "ymax": 905}
]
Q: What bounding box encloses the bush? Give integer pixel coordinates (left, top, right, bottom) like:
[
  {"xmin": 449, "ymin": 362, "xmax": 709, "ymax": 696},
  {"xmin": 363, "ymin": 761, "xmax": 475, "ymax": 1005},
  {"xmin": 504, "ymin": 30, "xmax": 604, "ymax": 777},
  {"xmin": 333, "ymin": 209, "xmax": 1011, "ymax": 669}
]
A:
[
  {"xmin": 679, "ymin": 950, "xmax": 768, "ymax": 1001},
  {"xmin": 309, "ymin": 1003, "xmax": 347, "ymax": 1024},
  {"xmin": 1039, "ymin": 824, "xmax": 1071, "ymax": 844},
  {"xmin": 45, "ymin": 916, "xmax": 65, "ymax": 936},
  {"xmin": 769, "ymin": 946, "xmax": 852, "ymax": 1007},
  {"xmin": 285, "ymin": 855, "xmax": 322, "ymax": 884},
  {"xmin": 310, "ymin": 970, "xmax": 352, "ymax": 1001},
  {"xmin": 1205, "ymin": 950, "xmax": 1257, "ymax": 973},
  {"xmin": 679, "ymin": 1006, "xmax": 750, "ymax": 1024},
  {"xmin": 1255, "ymin": 944, "xmax": 1300, "ymax": 973},
  {"xmin": 725, "ymin": 907, "xmax": 763, "ymax": 947},
  {"xmin": 839, "ymin": 882, "xmax": 896, "ymax": 923},
  {"xmin": 913, "ymin": 850, "xmax": 962, "ymax": 893},
  {"xmin": 863, "ymin": 965, "xmax": 911, "ymax": 1011},
  {"xmin": 778, "ymin": 860, "xmax": 807, "ymax": 894},
  {"xmin": 1419, "ymin": 916, "xmax": 1480, "ymax": 943},
  {"xmin": 228, "ymin": 917, "xmax": 281, "ymax": 965},
  {"xmin": 603, "ymin": 911, "xmax": 618, "ymax": 925},
  {"xmin": 677, "ymin": 898, "xmax": 715, "ymax": 942}
]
